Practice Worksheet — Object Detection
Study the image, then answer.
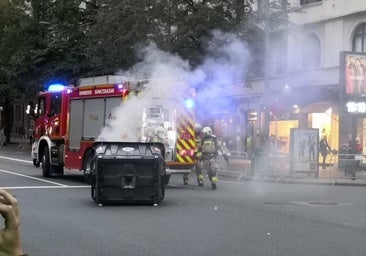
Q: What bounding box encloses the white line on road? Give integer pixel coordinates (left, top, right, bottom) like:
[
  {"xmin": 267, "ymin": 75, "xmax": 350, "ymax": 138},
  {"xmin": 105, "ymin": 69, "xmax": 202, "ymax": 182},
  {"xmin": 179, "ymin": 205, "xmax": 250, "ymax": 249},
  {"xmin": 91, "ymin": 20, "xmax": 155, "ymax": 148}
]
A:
[
  {"xmin": 1, "ymin": 185, "xmax": 90, "ymax": 190},
  {"xmin": 0, "ymin": 155, "xmax": 32, "ymax": 164},
  {"xmin": 0, "ymin": 169, "xmax": 68, "ymax": 186}
]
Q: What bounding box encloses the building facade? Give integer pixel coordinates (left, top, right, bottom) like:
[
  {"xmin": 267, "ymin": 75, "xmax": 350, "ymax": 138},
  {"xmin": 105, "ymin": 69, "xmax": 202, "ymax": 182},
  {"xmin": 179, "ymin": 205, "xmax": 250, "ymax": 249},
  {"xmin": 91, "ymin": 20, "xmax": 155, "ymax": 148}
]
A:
[
  {"xmin": 280, "ymin": 0, "xmax": 366, "ymax": 156},
  {"xmin": 210, "ymin": 0, "xmax": 366, "ymax": 159}
]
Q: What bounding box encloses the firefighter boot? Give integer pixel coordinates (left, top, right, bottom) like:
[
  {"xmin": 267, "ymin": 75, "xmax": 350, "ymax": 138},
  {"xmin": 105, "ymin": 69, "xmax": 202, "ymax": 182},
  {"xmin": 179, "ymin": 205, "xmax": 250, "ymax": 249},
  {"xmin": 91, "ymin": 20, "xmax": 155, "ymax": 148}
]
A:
[
  {"xmin": 211, "ymin": 176, "xmax": 218, "ymax": 190},
  {"xmin": 197, "ymin": 174, "xmax": 204, "ymax": 186}
]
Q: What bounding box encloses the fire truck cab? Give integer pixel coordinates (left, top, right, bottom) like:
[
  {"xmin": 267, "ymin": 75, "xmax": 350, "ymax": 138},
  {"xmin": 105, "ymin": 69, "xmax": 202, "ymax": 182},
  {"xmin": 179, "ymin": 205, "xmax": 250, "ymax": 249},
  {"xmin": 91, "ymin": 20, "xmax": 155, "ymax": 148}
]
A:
[{"xmin": 31, "ymin": 76, "xmax": 196, "ymax": 182}]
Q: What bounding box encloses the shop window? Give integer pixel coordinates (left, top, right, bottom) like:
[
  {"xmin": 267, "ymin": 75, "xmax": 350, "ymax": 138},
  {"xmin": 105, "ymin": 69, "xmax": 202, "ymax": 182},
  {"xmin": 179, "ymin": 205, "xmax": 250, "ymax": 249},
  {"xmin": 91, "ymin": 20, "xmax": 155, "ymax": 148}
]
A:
[
  {"xmin": 352, "ymin": 23, "xmax": 366, "ymax": 53},
  {"xmin": 302, "ymin": 34, "xmax": 321, "ymax": 68}
]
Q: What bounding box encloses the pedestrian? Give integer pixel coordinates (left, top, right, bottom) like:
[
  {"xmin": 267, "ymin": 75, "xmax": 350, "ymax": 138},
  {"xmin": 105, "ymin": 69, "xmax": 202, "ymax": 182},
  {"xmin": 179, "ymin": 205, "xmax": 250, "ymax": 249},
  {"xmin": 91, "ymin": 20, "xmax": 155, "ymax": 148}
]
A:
[
  {"xmin": 195, "ymin": 126, "xmax": 219, "ymax": 190},
  {"xmin": 355, "ymin": 137, "xmax": 362, "ymax": 153},
  {"xmin": 341, "ymin": 139, "xmax": 359, "ymax": 180},
  {"xmin": 0, "ymin": 188, "xmax": 27, "ymax": 256},
  {"xmin": 319, "ymin": 135, "xmax": 331, "ymax": 169}
]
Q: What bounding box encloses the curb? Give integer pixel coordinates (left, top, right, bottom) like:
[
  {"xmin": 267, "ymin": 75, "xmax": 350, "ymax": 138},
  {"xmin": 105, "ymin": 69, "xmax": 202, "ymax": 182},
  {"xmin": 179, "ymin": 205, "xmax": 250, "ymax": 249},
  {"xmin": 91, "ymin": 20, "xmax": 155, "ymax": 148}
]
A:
[{"xmin": 218, "ymin": 170, "xmax": 366, "ymax": 186}]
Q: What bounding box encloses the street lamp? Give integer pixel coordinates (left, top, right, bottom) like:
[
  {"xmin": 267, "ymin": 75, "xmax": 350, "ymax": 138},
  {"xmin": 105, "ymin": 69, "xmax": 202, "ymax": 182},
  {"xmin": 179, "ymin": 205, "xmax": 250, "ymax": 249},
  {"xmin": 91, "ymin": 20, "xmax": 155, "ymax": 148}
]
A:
[{"xmin": 261, "ymin": 0, "xmax": 271, "ymax": 148}]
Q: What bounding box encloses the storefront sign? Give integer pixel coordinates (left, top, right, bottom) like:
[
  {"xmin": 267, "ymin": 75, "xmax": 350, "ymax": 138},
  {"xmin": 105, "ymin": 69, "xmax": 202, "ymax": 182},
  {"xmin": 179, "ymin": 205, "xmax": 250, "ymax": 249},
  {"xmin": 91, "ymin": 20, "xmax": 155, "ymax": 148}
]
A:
[{"xmin": 346, "ymin": 101, "xmax": 366, "ymax": 113}]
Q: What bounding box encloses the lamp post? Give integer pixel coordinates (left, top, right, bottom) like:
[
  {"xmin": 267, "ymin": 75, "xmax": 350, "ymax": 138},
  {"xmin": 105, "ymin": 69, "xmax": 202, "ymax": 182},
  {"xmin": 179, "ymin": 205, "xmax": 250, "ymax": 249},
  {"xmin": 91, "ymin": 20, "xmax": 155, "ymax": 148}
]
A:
[{"xmin": 262, "ymin": 0, "xmax": 271, "ymax": 147}]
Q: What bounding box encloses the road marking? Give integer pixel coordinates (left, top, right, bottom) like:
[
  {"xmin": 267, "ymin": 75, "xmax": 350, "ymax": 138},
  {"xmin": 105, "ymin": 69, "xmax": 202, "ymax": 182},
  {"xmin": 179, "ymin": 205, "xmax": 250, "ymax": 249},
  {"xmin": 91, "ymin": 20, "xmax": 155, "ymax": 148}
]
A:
[
  {"xmin": 0, "ymin": 156, "xmax": 32, "ymax": 164},
  {"xmin": 0, "ymin": 169, "xmax": 68, "ymax": 186},
  {"xmin": 1, "ymin": 185, "xmax": 90, "ymax": 190}
]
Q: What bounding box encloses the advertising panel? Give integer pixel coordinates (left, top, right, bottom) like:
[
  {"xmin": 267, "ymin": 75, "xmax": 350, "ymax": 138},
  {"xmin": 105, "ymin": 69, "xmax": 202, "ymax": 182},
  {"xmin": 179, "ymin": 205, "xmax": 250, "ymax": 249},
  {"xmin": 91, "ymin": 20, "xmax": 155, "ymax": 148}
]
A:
[
  {"xmin": 290, "ymin": 128, "xmax": 319, "ymax": 177},
  {"xmin": 340, "ymin": 51, "xmax": 366, "ymax": 100}
]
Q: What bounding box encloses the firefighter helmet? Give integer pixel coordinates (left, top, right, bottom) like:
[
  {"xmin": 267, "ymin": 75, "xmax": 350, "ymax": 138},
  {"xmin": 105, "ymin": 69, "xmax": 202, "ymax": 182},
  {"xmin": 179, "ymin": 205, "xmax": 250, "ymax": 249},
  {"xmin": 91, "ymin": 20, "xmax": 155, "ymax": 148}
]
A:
[
  {"xmin": 194, "ymin": 123, "xmax": 202, "ymax": 134},
  {"xmin": 202, "ymin": 126, "xmax": 212, "ymax": 136}
]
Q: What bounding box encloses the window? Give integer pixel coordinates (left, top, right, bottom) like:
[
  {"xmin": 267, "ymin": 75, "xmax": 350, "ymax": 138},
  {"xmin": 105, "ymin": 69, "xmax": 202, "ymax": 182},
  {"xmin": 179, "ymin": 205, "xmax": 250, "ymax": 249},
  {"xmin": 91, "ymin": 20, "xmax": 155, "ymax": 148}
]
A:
[
  {"xmin": 37, "ymin": 97, "xmax": 46, "ymax": 116},
  {"xmin": 51, "ymin": 93, "xmax": 62, "ymax": 116},
  {"xmin": 300, "ymin": 0, "xmax": 322, "ymax": 5},
  {"xmin": 352, "ymin": 23, "xmax": 366, "ymax": 53},
  {"xmin": 302, "ymin": 34, "xmax": 321, "ymax": 68}
]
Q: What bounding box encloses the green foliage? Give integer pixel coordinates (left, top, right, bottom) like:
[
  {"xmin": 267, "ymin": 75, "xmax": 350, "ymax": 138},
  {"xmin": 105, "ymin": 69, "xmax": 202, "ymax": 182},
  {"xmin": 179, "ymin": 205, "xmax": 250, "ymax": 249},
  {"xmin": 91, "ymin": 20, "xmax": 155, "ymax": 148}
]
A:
[
  {"xmin": 86, "ymin": 0, "xmax": 259, "ymax": 71},
  {"xmin": 4, "ymin": 0, "xmax": 296, "ymax": 138},
  {"xmin": 0, "ymin": 0, "xmax": 272, "ymax": 93}
]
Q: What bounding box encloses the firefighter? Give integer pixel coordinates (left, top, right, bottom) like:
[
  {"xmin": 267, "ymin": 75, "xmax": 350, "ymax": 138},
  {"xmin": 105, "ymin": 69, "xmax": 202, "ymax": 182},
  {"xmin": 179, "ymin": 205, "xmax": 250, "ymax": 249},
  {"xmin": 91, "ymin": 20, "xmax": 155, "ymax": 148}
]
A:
[
  {"xmin": 151, "ymin": 126, "xmax": 169, "ymax": 147},
  {"xmin": 196, "ymin": 126, "xmax": 219, "ymax": 190},
  {"xmin": 184, "ymin": 123, "xmax": 202, "ymax": 185}
]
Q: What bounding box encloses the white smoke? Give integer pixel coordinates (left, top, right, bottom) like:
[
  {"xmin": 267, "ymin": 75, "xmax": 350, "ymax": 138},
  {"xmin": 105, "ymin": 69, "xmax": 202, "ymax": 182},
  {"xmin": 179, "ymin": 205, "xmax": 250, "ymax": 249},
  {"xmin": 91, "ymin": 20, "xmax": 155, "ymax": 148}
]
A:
[{"xmin": 97, "ymin": 31, "xmax": 250, "ymax": 141}]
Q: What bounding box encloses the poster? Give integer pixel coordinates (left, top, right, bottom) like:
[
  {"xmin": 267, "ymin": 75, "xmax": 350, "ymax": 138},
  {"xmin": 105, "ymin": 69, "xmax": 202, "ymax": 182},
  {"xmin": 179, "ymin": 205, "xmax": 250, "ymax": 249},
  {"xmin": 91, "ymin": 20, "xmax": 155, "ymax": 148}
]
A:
[
  {"xmin": 290, "ymin": 128, "xmax": 319, "ymax": 177},
  {"xmin": 340, "ymin": 51, "xmax": 366, "ymax": 99}
]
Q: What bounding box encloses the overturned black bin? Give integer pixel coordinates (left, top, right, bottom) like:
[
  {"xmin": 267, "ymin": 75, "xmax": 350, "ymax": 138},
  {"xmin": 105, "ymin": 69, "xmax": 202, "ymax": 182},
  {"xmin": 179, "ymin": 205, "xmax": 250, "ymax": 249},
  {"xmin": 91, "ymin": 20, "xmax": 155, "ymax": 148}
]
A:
[{"xmin": 90, "ymin": 142, "xmax": 170, "ymax": 206}]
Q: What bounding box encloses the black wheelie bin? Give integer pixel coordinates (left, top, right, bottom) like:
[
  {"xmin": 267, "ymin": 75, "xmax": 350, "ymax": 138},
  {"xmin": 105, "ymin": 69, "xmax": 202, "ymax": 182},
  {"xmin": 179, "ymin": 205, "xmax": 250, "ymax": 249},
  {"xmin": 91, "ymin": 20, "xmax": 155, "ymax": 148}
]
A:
[{"xmin": 90, "ymin": 142, "xmax": 170, "ymax": 206}]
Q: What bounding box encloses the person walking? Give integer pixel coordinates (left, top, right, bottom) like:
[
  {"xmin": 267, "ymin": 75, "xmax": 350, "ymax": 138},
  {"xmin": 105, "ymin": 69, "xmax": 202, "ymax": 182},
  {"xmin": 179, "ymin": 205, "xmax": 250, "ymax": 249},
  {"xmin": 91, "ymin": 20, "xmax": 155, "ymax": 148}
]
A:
[
  {"xmin": 195, "ymin": 126, "xmax": 219, "ymax": 190},
  {"xmin": 319, "ymin": 135, "xmax": 331, "ymax": 169}
]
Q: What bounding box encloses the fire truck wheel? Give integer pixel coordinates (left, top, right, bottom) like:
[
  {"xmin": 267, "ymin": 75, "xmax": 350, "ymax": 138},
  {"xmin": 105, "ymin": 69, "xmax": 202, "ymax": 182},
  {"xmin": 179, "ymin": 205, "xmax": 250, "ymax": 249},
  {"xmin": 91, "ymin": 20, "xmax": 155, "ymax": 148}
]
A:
[
  {"xmin": 41, "ymin": 147, "xmax": 52, "ymax": 177},
  {"xmin": 83, "ymin": 149, "xmax": 95, "ymax": 185}
]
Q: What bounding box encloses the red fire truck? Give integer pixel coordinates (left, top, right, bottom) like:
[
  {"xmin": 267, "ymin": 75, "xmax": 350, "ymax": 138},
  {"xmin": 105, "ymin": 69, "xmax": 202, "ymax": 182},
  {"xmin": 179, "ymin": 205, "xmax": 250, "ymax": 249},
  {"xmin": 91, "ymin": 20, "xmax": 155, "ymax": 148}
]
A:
[{"xmin": 31, "ymin": 75, "xmax": 196, "ymax": 182}]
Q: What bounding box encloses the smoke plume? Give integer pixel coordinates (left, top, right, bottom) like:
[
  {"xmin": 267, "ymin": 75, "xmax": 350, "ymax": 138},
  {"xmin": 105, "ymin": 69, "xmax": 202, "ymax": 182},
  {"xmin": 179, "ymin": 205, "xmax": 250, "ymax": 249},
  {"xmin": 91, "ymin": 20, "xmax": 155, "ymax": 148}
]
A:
[{"xmin": 97, "ymin": 30, "xmax": 250, "ymax": 141}]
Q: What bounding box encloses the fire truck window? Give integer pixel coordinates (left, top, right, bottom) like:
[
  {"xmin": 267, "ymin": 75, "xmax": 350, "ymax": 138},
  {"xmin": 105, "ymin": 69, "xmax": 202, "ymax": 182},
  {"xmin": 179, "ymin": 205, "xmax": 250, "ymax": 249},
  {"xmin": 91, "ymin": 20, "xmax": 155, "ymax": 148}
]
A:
[
  {"xmin": 38, "ymin": 98, "xmax": 45, "ymax": 116},
  {"xmin": 51, "ymin": 94, "xmax": 62, "ymax": 116}
]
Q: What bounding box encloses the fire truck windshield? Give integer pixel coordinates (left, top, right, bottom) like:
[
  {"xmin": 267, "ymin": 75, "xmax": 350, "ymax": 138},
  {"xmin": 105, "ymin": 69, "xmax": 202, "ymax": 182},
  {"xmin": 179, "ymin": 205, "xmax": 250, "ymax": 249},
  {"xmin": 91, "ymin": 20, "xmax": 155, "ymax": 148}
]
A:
[{"xmin": 50, "ymin": 93, "xmax": 62, "ymax": 116}]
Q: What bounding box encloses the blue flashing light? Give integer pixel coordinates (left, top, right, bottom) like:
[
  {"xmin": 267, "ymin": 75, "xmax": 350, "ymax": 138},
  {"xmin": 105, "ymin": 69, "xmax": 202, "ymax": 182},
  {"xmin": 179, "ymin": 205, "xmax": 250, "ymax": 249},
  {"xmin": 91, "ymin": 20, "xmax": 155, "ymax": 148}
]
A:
[
  {"xmin": 184, "ymin": 98, "xmax": 195, "ymax": 109},
  {"xmin": 48, "ymin": 83, "xmax": 66, "ymax": 92},
  {"xmin": 116, "ymin": 83, "xmax": 124, "ymax": 90}
]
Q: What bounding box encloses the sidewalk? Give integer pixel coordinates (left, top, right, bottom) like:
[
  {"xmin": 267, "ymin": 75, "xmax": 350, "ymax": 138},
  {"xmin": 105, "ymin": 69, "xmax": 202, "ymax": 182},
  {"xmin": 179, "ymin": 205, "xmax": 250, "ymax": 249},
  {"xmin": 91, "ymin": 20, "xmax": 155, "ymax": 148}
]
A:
[
  {"xmin": 217, "ymin": 157, "xmax": 366, "ymax": 186},
  {"xmin": 2, "ymin": 136, "xmax": 32, "ymax": 150}
]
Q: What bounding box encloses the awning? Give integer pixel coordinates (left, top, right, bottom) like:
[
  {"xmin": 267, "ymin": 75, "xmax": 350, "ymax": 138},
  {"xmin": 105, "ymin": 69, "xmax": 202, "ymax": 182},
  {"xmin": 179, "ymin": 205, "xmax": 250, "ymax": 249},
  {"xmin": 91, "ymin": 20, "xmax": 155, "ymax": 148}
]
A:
[{"xmin": 299, "ymin": 101, "xmax": 339, "ymax": 113}]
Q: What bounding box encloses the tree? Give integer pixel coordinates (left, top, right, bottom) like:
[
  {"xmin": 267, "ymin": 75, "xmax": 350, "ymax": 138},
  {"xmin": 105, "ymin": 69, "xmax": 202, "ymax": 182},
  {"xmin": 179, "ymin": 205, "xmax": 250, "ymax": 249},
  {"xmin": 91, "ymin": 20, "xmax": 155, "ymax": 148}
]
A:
[
  {"xmin": 11, "ymin": 0, "xmax": 90, "ymax": 88},
  {"xmin": 0, "ymin": 0, "xmax": 34, "ymax": 142},
  {"xmin": 85, "ymin": 0, "xmax": 259, "ymax": 72}
]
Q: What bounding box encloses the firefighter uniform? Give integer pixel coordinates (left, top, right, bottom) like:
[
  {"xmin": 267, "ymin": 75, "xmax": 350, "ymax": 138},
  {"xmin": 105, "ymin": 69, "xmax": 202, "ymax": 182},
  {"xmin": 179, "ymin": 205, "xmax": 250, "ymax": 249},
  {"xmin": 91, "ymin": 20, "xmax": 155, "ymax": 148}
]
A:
[{"xmin": 195, "ymin": 126, "xmax": 219, "ymax": 190}]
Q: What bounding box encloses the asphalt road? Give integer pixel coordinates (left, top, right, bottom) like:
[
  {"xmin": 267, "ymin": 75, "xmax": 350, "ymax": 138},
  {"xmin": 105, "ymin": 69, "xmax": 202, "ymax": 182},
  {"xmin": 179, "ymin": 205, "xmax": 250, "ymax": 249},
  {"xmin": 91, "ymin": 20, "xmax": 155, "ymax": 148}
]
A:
[{"xmin": 1, "ymin": 146, "xmax": 366, "ymax": 256}]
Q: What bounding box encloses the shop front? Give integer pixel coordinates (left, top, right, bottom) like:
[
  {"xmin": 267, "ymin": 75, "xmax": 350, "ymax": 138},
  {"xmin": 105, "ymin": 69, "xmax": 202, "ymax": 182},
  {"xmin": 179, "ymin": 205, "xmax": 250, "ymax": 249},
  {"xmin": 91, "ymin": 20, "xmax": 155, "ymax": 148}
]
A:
[{"xmin": 339, "ymin": 51, "xmax": 366, "ymax": 166}]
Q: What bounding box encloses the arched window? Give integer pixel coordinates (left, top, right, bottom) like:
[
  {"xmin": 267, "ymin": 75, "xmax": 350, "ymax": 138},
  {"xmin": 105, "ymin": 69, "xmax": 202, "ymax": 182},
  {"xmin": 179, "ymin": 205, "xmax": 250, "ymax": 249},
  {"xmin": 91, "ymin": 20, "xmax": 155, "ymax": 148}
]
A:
[
  {"xmin": 302, "ymin": 34, "xmax": 321, "ymax": 68},
  {"xmin": 352, "ymin": 23, "xmax": 366, "ymax": 52}
]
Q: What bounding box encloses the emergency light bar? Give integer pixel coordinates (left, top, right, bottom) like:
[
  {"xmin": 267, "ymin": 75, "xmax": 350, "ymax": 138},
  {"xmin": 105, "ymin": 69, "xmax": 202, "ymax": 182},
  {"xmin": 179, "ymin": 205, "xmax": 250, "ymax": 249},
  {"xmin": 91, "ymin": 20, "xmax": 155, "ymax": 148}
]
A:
[
  {"xmin": 184, "ymin": 98, "xmax": 195, "ymax": 109},
  {"xmin": 48, "ymin": 83, "xmax": 66, "ymax": 92}
]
